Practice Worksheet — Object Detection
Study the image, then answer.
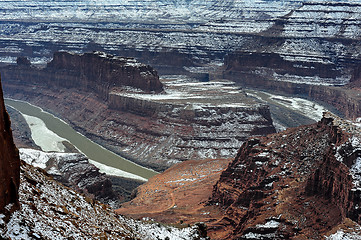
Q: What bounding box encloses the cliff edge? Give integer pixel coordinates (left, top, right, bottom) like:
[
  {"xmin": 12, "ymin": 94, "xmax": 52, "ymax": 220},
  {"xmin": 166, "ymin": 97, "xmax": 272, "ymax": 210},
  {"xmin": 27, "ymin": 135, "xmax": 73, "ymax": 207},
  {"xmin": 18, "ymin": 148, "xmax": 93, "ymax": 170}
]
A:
[{"xmin": 0, "ymin": 75, "xmax": 20, "ymax": 217}]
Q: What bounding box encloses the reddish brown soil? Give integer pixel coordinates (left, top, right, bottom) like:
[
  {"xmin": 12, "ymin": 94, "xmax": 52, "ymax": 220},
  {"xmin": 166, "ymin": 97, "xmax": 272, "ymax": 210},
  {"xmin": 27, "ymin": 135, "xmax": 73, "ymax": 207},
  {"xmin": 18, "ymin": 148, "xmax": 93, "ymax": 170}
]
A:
[{"xmin": 116, "ymin": 158, "xmax": 231, "ymax": 236}]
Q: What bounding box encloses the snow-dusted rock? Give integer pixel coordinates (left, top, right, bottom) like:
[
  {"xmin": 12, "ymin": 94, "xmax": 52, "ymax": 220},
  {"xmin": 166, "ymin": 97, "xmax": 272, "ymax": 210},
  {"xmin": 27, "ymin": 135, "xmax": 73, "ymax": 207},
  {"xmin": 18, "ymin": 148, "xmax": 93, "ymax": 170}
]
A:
[
  {"xmin": 19, "ymin": 148, "xmax": 120, "ymax": 208},
  {"xmin": 0, "ymin": 162, "xmax": 207, "ymax": 239}
]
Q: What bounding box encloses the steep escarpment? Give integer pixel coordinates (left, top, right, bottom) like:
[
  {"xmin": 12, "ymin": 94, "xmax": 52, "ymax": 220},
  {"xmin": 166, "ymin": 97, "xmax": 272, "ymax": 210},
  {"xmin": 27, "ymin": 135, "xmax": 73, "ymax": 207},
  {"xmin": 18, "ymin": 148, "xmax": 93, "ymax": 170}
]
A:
[
  {"xmin": 47, "ymin": 51, "xmax": 164, "ymax": 96},
  {"xmin": 1, "ymin": 52, "xmax": 163, "ymax": 100},
  {"xmin": 118, "ymin": 112, "xmax": 361, "ymax": 239},
  {"xmin": 210, "ymin": 113, "xmax": 361, "ymax": 239},
  {"xmin": 0, "ymin": 75, "xmax": 206, "ymax": 240},
  {"xmin": 305, "ymin": 114, "xmax": 361, "ymax": 224},
  {"xmin": 0, "ymin": 76, "xmax": 20, "ymax": 216}
]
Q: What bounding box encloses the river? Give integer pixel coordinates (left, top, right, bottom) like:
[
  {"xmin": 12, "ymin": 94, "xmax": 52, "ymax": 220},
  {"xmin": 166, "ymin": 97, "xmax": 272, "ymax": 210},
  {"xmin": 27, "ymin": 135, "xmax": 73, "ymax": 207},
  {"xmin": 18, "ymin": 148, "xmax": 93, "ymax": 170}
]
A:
[
  {"xmin": 244, "ymin": 89, "xmax": 332, "ymax": 131},
  {"xmin": 5, "ymin": 98, "xmax": 158, "ymax": 180}
]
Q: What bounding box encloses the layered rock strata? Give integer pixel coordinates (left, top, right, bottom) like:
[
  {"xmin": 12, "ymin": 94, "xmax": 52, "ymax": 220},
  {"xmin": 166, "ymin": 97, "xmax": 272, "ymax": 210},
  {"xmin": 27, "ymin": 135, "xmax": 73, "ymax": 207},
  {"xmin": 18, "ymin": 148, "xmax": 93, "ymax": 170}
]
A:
[
  {"xmin": 118, "ymin": 112, "xmax": 361, "ymax": 239},
  {"xmin": 225, "ymin": 67, "xmax": 361, "ymax": 119},
  {"xmin": 0, "ymin": 76, "xmax": 20, "ymax": 216},
  {"xmin": 221, "ymin": 1, "xmax": 361, "ymax": 119},
  {"xmin": 1, "ymin": 52, "xmax": 163, "ymax": 100},
  {"xmin": 19, "ymin": 149, "xmax": 121, "ymax": 208},
  {"xmin": 2, "ymin": 53, "xmax": 276, "ymax": 170},
  {"xmin": 0, "ymin": 1, "xmax": 360, "ymax": 122},
  {"xmin": 210, "ymin": 112, "xmax": 361, "ymax": 239}
]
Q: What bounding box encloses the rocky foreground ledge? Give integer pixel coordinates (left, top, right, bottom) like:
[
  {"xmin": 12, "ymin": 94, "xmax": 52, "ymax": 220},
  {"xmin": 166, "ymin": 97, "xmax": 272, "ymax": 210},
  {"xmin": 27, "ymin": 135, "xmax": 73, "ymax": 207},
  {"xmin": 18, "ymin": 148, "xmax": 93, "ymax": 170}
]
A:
[
  {"xmin": 211, "ymin": 112, "xmax": 361, "ymax": 239},
  {"xmin": 2, "ymin": 52, "xmax": 275, "ymax": 170},
  {"xmin": 119, "ymin": 112, "xmax": 361, "ymax": 239}
]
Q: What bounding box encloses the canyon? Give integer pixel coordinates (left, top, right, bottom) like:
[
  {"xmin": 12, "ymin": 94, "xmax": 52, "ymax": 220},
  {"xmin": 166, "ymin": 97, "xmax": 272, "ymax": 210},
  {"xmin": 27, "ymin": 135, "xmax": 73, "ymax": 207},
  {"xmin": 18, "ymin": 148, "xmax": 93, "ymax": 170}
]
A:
[
  {"xmin": 219, "ymin": 1, "xmax": 361, "ymax": 119},
  {"xmin": 0, "ymin": 74, "xmax": 207, "ymax": 239},
  {"xmin": 2, "ymin": 52, "xmax": 276, "ymax": 172},
  {"xmin": 0, "ymin": 1, "xmax": 360, "ymax": 121},
  {"xmin": 1, "ymin": 1, "xmax": 361, "ymax": 239}
]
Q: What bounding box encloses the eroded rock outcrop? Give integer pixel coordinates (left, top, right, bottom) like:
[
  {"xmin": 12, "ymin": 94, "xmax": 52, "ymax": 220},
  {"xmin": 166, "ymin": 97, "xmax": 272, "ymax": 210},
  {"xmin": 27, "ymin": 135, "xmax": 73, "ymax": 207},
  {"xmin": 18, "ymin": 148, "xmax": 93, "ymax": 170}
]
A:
[
  {"xmin": 118, "ymin": 112, "xmax": 361, "ymax": 239},
  {"xmin": 1, "ymin": 159, "xmax": 207, "ymax": 239},
  {"xmin": 19, "ymin": 149, "xmax": 120, "ymax": 208},
  {"xmin": 47, "ymin": 52, "xmax": 164, "ymax": 97},
  {"xmin": 0, "ymin": 76, "xmax": 20, "ymax": 216},
  {"xmin": 210, "ymin": 113, "xmax": 361, "ymax": 239}
]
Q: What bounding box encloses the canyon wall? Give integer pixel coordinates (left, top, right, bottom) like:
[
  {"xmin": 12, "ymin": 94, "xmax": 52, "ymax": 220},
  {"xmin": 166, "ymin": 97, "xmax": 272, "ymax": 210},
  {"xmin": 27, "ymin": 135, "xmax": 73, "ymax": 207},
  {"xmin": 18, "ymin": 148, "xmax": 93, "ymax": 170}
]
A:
[
  {"xmin": 0, "ymin": 76, "xmax": 20, "ymax": 215},
  {"xmin": 224, "ymin": 68, "xmax": 361, "ymax": 119},
  {"xmin": 210, "ymin": 113, "xmax": 361, "ymax": 239},
  {"xmin": 220, "ymin": 1, "xmax": 361, "ymax": 120},
  {"xmin": 1, "ymin": 51, "xmax": 163, "ymax": 100}
]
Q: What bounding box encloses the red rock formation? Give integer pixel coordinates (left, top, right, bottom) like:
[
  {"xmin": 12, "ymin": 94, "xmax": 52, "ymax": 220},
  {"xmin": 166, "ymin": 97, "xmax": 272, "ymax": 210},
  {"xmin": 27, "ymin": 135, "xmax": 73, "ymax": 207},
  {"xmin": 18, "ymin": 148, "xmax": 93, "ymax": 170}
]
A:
[
  {"xmin": 209, "ymin": 113, "xmax": 361, "ymax": 239},
  {"xmin": 117, "ymin": 158, "xmax": 231, "ymax": 230},
  {"xmin": 1, "ymin": 52, "xmax": 163, "ymax": 100},
  {"xmin": 0, "ymin": 75, "xmax": 20, "ymax": 215},
  {"xmin": 47, "ymin": 52, "xmax": 164, "ymax": 97},
  {"xmin": 117, "ymin": 113, "xmax": 361, "ymax": 239}
]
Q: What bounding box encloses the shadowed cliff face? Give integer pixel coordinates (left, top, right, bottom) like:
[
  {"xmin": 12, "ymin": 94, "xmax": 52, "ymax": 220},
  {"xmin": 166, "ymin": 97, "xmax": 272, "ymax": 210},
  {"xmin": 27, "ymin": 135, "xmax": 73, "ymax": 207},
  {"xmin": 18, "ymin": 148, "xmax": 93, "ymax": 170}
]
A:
[
  {"xmin": 0, "ymin": 76, "xmax": 20, "ymax": 215},
  {"xmin": 47, "ymin": 51, "xmax": 164, "ymax": 96},
  {"xmin": 1, "ymin": 51, "xmax": 163, "ymax": 100},
  {"xmin": 210, "ymin": 113, "xmax": 361, "ymax": 239}
]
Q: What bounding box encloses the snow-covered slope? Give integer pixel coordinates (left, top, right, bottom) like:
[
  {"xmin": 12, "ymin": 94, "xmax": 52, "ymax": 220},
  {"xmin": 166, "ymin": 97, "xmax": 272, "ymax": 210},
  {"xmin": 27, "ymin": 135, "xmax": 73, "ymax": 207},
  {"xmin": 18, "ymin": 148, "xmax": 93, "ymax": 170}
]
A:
[
  {"xmin": 0, "ymin": 162, "xmax": 206, "ymax": 239},
  {"xmin": 0, "ymin": 0, "xmax": 304, "ymax": 23},
  {"xmin": 1, "ymin": 1, "xmax": 361, "ymax": 91},
  {"xmin": 0, "ymin": 1, "xmax": 360, "ymax": 78}
]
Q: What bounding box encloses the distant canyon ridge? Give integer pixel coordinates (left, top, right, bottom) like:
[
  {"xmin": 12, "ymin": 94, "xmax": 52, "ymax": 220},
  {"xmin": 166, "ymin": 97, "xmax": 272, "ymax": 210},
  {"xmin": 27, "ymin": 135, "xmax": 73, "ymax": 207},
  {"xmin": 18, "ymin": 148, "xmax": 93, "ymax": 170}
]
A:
[{"xmin": 0, "ymin": 1, "xmax": 360, "ymax": 119}]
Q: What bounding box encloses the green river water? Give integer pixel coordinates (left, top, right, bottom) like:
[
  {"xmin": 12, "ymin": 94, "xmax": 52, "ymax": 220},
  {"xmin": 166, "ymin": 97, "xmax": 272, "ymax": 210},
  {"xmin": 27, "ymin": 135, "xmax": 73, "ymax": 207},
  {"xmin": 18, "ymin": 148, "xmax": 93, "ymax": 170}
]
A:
[{"xmin": 5, "ymin": 99, "xmax": 157, "ymax": 180}]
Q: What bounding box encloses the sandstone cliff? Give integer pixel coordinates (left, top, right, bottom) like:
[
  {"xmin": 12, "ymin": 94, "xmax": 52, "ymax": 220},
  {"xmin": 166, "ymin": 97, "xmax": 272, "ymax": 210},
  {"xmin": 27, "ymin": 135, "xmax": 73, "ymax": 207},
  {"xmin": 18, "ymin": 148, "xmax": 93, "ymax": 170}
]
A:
[
  {"xmin": 210, "ymin": 112, "xmax": 361, "ymax": 239},
  {"xmin": 47, "ymin": 51, "xmax": 164, "ymax": 97},
  {"xmin": 1, "ymin": 52, "xmax": 163, "ymax": 100},
  {"xmin": 0, "ymin": 76, "xmax": 20, "ymax": 216}
]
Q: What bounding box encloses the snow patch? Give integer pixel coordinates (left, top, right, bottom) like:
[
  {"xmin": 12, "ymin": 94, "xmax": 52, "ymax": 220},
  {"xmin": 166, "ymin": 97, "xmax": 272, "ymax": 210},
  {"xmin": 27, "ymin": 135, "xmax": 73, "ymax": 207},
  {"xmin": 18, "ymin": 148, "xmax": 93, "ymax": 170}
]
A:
[
  {"xmin": 22, "ymin": 114, "xmax": 66, "ymax": 152},
  {"xmin": 89, "ymin": 160, "xmax": 147, "ymax": 182},
  {"xmin": 326, "ymin": 230, "xmax": 361, "ymax": 240}
]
